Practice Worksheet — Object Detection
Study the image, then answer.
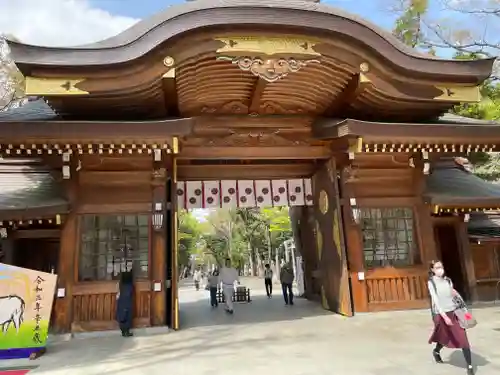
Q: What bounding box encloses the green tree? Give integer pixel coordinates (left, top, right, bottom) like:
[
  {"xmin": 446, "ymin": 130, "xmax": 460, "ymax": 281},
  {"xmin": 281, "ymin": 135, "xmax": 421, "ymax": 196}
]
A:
[
  {"xmin": 392, "ymin": 0, "xmax": 429, "ymax": 49},
  {"xmin": 178, "ymin": 210, "xmax": 202, "ymax": 267},
  {"xmin": 199, "ymin": 209, "xmax": 248, "ymax": 268}
]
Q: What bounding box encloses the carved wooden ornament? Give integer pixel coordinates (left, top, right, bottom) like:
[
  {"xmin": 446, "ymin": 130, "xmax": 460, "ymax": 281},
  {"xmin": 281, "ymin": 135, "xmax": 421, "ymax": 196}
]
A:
[{"xmin": 218, "ymin": 56, "xmax": 320, "ymax": 82}]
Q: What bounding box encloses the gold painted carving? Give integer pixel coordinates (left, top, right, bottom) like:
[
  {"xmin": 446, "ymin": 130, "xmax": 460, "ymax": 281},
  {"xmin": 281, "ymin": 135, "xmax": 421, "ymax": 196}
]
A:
[
  {"xmin": 172, "ymin": 137, "xmax": 179, "ymax": 154},
  {"xmin": 25, "ymin": 77, "xmax": 89, "ymax": 95},
  {"xmin": 163, "ymin": 56, "xmax": 175, "ymax": 67},
  {"xmin": 434, "ymin": 85, "xmax": 480, "ymax": 102},
  {"xmin": 359, "ymin": 73, "xmax": 371, "ymax": 84},
  {"xmin": 319, "ymin": 190, "xmax": 329, "ymax": 215},
  {"xmin": 162, "ymin": 56, "xmax": 176, "ymax": 78},
  {"xmin": 215, "ymin": 36, "xmax": 321, "ymax": 58},
  {"xmin": 219, "ymin": 56, "xmax": 319, "ymax": 82}
]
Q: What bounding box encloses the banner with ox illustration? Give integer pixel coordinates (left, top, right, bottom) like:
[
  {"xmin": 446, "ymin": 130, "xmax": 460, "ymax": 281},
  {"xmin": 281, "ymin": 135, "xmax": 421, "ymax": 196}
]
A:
[{"xmin": 0, "ymin": 263, "xmax": 57, "ymax": 359}]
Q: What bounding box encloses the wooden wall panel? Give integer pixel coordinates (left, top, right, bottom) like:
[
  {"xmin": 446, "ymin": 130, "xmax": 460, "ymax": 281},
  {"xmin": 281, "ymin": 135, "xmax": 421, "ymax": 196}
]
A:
[
  {"xmin": 81, "ymin": 155, "xmax": 153, "ymax": 171},
  {"xmin": 339, "ymin": 153, "xmax": 432, "ymax": 313},
  {"xmin": 470, "ymin": 242, "xmax": 500, "ymax": 301},
  {"xmin": 364, "ymin": 268, "xmax": 429, "ymax": 311},
  {"xmin": 71, "ymin": 281, "xmax": 151, "ymax": 332},
  {"xmin": 77, "ymin": 187, "xmax": 151, "ymax": 214},
  {"xmin": 79, "ymin": 171, "xmax": 152, "ymax": 186}
]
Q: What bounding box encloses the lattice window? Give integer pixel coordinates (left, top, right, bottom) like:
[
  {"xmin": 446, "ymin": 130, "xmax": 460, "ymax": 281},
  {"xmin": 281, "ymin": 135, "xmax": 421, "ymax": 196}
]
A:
[
  {"xmin": 78, "ymin": 214, "xmax": 149, "ymax": 281},
  {"xmin": 360, "ymin": 207, "xmax": 419, "ymax": 268}
]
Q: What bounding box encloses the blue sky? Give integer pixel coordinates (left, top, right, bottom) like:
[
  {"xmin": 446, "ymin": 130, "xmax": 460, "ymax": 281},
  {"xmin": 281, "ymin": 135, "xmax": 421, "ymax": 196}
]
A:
[{"xmin": 88, "ymin": 0, "xmax": 398, "ymax": 30}]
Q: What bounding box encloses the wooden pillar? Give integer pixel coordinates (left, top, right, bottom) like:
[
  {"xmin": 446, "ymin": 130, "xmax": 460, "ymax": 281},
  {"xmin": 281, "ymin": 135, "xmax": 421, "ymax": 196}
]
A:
[
  {"xmin": 151, "ymin": 151, "xmax": 167, "ymax": 326},
  {"xmin": 53, "ymin": 156, "xmax": 79, "ymax": 333},
  {"xmin": 339, "ymin": 168, "xmax": 367, "ymax": 312},
  {"xmin": 412, "ymin": 157, "xmax": 437, "ymax": 263},
  {"xmin": 456, "ymin": 220, "xmax": 478, "ymax": 302}
]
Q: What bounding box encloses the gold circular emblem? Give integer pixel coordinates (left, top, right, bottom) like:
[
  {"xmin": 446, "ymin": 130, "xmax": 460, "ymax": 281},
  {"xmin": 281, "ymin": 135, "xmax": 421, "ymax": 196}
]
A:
[
  {"xmin": 163, "ymin": 56, "xmax": 175, "ymax": 67},
  {"xmin": 319, "ymin": 190, "xmax": 328, "ymax": 215},
  {"xmin": 359, "ymin": 62, "xmax": 369, "ymax": 73}
]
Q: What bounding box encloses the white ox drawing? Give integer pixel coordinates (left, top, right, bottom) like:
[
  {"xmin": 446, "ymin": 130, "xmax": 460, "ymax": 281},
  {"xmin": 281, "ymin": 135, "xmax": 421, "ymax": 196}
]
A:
[{"xmin": 0, "ymin": 295, "xmax": 25, "ymax": 334}]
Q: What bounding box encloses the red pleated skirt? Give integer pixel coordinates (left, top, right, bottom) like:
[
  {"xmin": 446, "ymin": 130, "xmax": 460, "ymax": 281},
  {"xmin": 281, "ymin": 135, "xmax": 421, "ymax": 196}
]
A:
[{"xmin": 428, "ymin": 311, "xmax": 470, "ymax": 349}]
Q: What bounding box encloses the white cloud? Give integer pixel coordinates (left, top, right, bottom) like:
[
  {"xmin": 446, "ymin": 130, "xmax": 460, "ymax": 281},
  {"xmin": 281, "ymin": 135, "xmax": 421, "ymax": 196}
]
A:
[{"xmin": 0, "ymin": 0, "xmax": 138, "ymax": 47}]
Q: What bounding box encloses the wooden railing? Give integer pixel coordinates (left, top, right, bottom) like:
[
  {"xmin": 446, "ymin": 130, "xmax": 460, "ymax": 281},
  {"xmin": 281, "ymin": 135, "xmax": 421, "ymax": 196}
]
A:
[
  {"xmin": 71, "ymin": 281, "xmax": 151, "ymax": 332},
  {"xmin": 364, "ymin": 268, "xmax": 429, "ymax": 311}
]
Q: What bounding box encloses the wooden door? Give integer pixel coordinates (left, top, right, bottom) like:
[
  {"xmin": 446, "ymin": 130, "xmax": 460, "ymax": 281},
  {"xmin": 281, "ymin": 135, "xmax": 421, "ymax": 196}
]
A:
[{"xmin": 312, "ymin": 158, "xmax": 353, "ymax": 316}]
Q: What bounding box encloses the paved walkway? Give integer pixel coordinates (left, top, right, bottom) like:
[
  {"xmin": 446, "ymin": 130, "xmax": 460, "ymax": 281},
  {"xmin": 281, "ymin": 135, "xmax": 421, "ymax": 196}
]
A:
[{"xmin": 2, "ymin": 278, "xmax": 500, "ymax": 375}]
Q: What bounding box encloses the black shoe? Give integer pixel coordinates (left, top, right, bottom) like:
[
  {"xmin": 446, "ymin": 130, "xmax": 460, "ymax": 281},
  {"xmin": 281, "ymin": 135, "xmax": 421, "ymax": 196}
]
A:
[
  {"xmin": 467, "ymin": 366, "xmax": 474, "ymax": 375},
  {"xmin": 290, "ymin": 301, "xmax": 294, "ymax": 306},
  {"xmin": 433, "ymin": 350, "xmax": 443, "ymax": 363}
]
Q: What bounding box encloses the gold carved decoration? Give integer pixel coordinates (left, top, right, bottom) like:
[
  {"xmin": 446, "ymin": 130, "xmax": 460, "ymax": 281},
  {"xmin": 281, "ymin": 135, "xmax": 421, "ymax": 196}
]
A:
[
  {"xmin": 172, "ymin": 137, "xmax": 179, "ymax": 154},
  {"xmin": 215, "ymin": 36, "xmax": 321, "ymax": 57},
  {"xmin": 359, "ymin": 62, "xmax": 370, "ymax": 73},
  {"xmin": 319, "ymin": 190, "xmax": 329, "ymax": 215},
  {"xmin": 163, "ymin": 56, "xmax": 175, "ymax": 67},
  {"xmin": 218, "ymin": 56, "xmax": 319, "ymax": 82},
  {"xmin": 434, "ymin": 85, "xmax": 480, "ymax": 102},
  {"xmin": 25, "ymin": 77, "xmax": 89, "ymax": 96},
  {"xmin": 215, "ymin": 36, "xmax": 321, "ymax": 82},
  {"xmin": 162, "ymin": 56, "xmax": 176, "ymax": 78}
]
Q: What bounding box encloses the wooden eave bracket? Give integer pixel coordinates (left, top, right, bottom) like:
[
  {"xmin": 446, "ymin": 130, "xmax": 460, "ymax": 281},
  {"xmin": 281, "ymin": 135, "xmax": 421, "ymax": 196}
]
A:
[
  {"xmin": 325, "ymin": 71, "xmax": 372, "ymax": 117},
  {"xmin": 248, "ymin": 78, "xmax": 267, "ymax": 115}
]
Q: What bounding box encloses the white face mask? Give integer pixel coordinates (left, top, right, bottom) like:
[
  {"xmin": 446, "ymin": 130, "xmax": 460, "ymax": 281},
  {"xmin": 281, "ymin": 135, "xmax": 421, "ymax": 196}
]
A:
[{"xmin": 434, "ymin": 268, "xmax": 445, "ymax": 277}]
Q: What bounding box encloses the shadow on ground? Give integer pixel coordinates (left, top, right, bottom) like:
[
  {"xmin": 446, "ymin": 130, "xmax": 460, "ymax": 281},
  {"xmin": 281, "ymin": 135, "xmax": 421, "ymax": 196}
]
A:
[{"xmin": 447, "ymin": 350, "xmax": 490, "ymax": 369}]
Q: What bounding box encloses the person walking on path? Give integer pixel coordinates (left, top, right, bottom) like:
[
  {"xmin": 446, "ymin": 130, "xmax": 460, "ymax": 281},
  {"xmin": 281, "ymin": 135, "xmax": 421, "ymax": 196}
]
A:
[
  {"xmin": 116, "ymin": 270, "xmax": 134, "ymax": 337},
  {"xmin": 220, "ymin": 258, "xmax": 239, "ymax": 314},
  {"xmin": 264, "ymin": 263, "xmax": 273, "ymax": 298},
  {"xmin": 207, "ymin": 268, "xmax": 220, "ymax": 307},
  {"xmin": 280, "ymin": 261, "xmax": 294, "ymax": 306},
  {"xmin": 428, "ymin": 260, "xmax": 474, "ymax": 375},
  {"xmin": 193, "ymin": 268, "xmax": 202, "ymax": 291}
]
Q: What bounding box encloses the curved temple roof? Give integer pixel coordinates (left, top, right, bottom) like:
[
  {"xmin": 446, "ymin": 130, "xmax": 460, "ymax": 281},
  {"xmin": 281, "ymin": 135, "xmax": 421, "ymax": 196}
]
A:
[{"xmin": 6, "ymin": 0, "xmax": 494, "ymax": 81}]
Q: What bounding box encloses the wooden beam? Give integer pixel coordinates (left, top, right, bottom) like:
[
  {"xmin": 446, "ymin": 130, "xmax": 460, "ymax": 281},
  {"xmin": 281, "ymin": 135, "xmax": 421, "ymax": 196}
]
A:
[
  {"xmin": 248, "ymin": 78, "xmax": 268, "ymax": 114},
  {"xmin": 177, "ymin": 163, "xmax": 315, "ymax": 180},
  {"xmin": 12, "ymin": 229, "xmax": 61, "ymax": 239},
  {"xmin": 178, "ymin": 146, "xmax": 331, "ymax": 160},
  {"xmin": 324, "ymin": 73, "xmax": 370, "ymax": 117},
  {"xmin": 0, "ymin": 119, "xmax": 193, "ymax": 143}
]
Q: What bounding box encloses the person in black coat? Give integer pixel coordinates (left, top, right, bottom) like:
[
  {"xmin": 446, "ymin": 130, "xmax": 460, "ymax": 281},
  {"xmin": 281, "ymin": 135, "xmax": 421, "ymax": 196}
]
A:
[{"xmin": 116, "ymin": 270, "xmax": 134, "ymax": 337}]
